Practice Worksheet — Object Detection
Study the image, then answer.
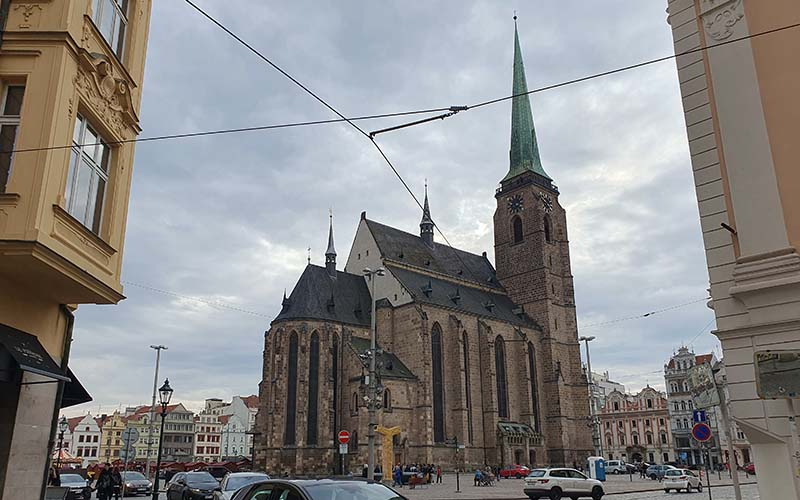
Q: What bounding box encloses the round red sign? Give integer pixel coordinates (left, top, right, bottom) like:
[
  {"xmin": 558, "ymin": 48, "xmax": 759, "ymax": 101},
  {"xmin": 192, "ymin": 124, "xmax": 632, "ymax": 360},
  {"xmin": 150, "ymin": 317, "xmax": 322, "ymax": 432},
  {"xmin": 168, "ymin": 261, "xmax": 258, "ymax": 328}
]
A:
[{"xmin": 338, "ymin": 430, "xmax": 350, "ymax": 444}]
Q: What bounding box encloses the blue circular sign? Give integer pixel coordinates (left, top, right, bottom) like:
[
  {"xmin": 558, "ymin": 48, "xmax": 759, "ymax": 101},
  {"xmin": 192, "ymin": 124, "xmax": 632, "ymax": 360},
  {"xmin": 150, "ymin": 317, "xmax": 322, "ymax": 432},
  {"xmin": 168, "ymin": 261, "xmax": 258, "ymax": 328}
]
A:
[{"xmin": 692, "ymin": 422, "xmax": 712, "ymax": 442}]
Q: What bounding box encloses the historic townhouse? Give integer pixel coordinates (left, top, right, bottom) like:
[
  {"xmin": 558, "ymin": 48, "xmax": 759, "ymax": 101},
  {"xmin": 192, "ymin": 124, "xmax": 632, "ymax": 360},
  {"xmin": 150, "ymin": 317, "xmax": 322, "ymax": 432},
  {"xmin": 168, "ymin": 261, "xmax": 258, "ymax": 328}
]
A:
[{"xmin": 599, "ymin": 387, "xmax": 674, "ymax": 465}]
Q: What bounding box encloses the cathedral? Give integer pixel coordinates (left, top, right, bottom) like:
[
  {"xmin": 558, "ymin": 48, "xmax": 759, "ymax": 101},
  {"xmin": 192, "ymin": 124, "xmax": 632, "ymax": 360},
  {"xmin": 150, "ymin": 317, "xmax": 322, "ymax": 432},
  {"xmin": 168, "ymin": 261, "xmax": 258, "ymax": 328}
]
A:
[{"xmin": 254, "ymin": 23, "xmax": 592, "ymax": 474}]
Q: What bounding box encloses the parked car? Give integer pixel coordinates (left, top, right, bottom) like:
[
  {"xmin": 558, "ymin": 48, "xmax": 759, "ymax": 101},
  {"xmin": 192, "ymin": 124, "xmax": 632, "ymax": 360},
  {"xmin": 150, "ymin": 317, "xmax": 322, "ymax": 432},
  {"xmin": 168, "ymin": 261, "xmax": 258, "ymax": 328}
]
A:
[
  {"xmin": 645, "ymin": 464, "xmax": 677, "ymax": 480},
  {"xmin": 524, "ymin": 468, "xmax": 604, "ymax": 500},
  {"xmin": 121, "ymin": 471, "xmax": 152, "ymax": 496},
  {"xmin": 499, "ymin": 464, "xmax": 531, "ymax": 479},
  {"xmin": 229, "ymin": 478, "xmax": 406, "ymax": 500},
  {"xmin": 663, "ymin": 468, "xmax": 702, "ymax": 493},
  {"xmin": 605, "ymin": 460, "xmax": 628, "ymax": 474},
  {"xmin": 743, "ymin": 463, "xmax": 756, "ymax": 475},
  {"xmin": 59, "ymin": 473, "xmax": 91, "ymax": 500},
  {"xmin": 215, "ymin": 472, "xmax": 270, "ymax": 500},
  {"xmin": 204, "ymin": 466, "xmax": 230, "ymax": 482},
  {"xmin": 166, "ymin": 471, "xmax": 221, "ymax": 500}
]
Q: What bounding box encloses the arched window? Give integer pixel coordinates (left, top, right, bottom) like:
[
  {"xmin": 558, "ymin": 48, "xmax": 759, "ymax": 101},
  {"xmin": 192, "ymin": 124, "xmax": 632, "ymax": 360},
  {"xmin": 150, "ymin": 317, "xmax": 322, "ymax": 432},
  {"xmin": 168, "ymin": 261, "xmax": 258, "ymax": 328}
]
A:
[
  {"xmin": 632, "ymin": 434, "xmax": 639, "ymax": 445},
  {"xmin": 683, "ymin": 418, "xmax": 689, "ymax": 429},
  {"xmin": 544, "ymin": 216, "xmax": 552, "ymax": 243},
  {"xmin": 681, "ymin": 401, "xmax": 686, "ymax": 411},
  {"xmin": 351, "ymin": 392, "xmax": 359, "ymax": 415},
  {"xmin": 431, "ymin": 324, "xmax": 445, "ymax": 443},
  {"xmin": 352, "ymin": 430, "xmax": 358, "ymax": 451},
  {"xmin": 527, "ymin": 342, "xmax": 540, "ymax": 432},
  {"xmin": 462, "ymin": 332, "xmax": 474, "ymax": 443},
  {"xmin": 619, "ymin": 434, "xmax": 626, "ymax": 446},
  {"xmin": 284, "ymin": 332, "xmax": 298, "ymax": 445},
  {"xmin": 332, "ymin": 333, "xmax": 339, "ymax": 442},
  {"xmin": 512, "ymin": 216, "xmax": 523, "ymax": 244},
  {"xmin": 646, "ymin": 433, "xmax": 653, "ymax": 445},
  {"xmin": 495, "ymin": 336, "xmax": 509, "ymax": 419},
  {"xmin": 383, "ymin": 389, "xmax": 392, "ymax": 411},
  {"xmin": 306, "ymin": 332, "xmax": 320, "ymax": 445}
]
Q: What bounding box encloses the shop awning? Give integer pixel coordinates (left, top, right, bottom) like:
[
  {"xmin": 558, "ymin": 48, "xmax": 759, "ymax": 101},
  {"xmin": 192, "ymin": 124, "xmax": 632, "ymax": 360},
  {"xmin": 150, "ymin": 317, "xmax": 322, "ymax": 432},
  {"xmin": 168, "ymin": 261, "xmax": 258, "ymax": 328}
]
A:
[
  {"xmin": 61, "ymin": 367, "xmax": 92, "ymax": 408},
  {"xmin": 0, "ymin": 322, "xmax": 70, "ymax": 381}
]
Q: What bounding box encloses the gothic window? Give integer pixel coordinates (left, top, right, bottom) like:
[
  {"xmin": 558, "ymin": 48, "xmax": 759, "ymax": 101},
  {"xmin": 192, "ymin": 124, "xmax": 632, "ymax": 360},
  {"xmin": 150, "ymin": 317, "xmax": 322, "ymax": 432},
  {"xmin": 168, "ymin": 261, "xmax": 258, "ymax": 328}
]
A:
[
  {"xmin": 283, "ymin": 332, "xmax": 298, "ymax": 445},
  {"xmin": 512, "ymin": 215, "xmax": 523, "ymax": 244},
  {"xmin": 527, "ymin": 342, "xmax": 540, "ymax": 432},
  {"xmin": 352, "ymin": 430, "xmax": 358, "ymax": 452},
  {"xmin": 431, "ymin": 324, "xmax": 445, "ymax": 443},
  {"xmin": 306, "ymin": 332, "xmax": 320, "ymax": 446},
  {"xmin": 495, "ymin": 336, "xmax": 509, "ymax": 419},
  {"xmin": 332, "ymin": 333, "xmax": 339, "ymax": 441},
  {"xmin": 462, "ymin": 332, "xmax": 474, "ymax": 443},
  {"xmin": 383, "ymin": 389, "xmax": 392, "ymax": 411},
  {"xmin": 351, "ymin": 393, "xmax": 358, "ymax": 415},
  {"xmin": 544, "ymin": 215, "xmax": 552, "ymax": 243}
]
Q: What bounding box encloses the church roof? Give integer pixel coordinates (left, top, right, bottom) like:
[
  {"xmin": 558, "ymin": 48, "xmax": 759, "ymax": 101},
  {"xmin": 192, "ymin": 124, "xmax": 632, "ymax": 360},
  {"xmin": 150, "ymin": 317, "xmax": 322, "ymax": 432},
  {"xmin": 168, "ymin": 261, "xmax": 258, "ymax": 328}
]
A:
[
  {"xmin": 349, "ymin": 336, "xmax": 416, "ymax": 380},
  {"xmin": 387, "ymin": 264, "xmax": 538, "ymax": 328},
  {"xmin": 273, "ymin": 264, "xmax": 371, "ymax": 327},
  {"xmin": 365, "ymin": 219, "xmax": 501, "ymax": 290}
]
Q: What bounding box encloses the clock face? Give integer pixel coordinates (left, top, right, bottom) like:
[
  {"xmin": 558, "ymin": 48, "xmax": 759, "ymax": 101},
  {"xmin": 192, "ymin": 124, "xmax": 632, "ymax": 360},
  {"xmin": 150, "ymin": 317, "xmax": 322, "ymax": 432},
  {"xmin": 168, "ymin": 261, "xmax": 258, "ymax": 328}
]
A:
[
  {"xmin": 541, "ymin": 194, "xmax": 554, "ymax": 213},
  {"xmin": 507, "ymin": 194, "xmax": 524, "ymax": 214}
]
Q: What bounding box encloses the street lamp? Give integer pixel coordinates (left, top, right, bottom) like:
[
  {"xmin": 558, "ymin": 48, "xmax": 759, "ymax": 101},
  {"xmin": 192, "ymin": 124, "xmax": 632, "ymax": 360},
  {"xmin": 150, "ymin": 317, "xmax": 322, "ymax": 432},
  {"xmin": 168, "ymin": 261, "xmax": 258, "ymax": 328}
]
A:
[
  {"xmin": 152, "ymin": 379, "xmax": 173, "ymax": 500},
  {"xmin": 146, "ymin": 345, "xmax": 167, "ymax": 481},
  {"xmin": 579, "ymin": 336, "xmax": 602, "ymax": 457},
  {"xmin": 363, "ymin": 267, "xmax": 384, "ymax": 481},
  {"xmin": 56, "ymin": 416, "xmax": 68, "ymax": 470}
]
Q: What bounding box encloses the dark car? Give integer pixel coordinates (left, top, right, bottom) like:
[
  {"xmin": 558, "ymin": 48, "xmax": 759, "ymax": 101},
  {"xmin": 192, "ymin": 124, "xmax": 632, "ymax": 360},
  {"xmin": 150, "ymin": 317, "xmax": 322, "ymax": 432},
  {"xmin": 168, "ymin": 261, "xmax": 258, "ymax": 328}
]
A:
[
  {"xmin": 59, "ymin": 473, "xmax": 91, "ymax": 500},
  {"xmin": 167, "ymin": 471, "xmax": 222, "ymax": 500},
  {"xmin": 121, "ymin": 471, "xmax": 153, "ymax": 496},
  {"xmin": 230, "ymin": 478, "xmax": 406, "ymax": 500},
  {"xmin": 499, "ymin": 464, "xmax": 531, "ymax": 479}
]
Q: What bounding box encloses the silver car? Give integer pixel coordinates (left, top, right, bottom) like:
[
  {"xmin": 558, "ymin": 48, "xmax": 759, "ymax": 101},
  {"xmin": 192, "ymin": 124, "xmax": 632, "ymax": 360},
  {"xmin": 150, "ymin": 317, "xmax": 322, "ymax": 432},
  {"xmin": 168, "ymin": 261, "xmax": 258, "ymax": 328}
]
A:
[
  {"xmin": 215, "ymin": 472, "xmax": 270, "ymax": 500},
  {"xmin": 121, "ymin": 471, "xmax": 153, "ymax": 496}
]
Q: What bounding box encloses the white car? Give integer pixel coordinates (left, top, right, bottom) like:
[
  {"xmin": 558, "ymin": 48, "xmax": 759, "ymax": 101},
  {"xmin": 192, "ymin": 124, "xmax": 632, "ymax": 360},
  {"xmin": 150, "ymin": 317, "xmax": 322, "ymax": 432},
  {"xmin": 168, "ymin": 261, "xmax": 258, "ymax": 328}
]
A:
[
  {"xmin": 663, "ymin": 468, "xmax": 702, "ymax": 493},
  {"xmin": 214, "ymin": 472, "xmax": 270, "ymax": 500},
  {"xmin": 604, "ymin": 460, "xmax": 627, "ymax": 474},
  {"xmin": 524, "ymin": 468, "xmax": 604, "ymax": 500}
]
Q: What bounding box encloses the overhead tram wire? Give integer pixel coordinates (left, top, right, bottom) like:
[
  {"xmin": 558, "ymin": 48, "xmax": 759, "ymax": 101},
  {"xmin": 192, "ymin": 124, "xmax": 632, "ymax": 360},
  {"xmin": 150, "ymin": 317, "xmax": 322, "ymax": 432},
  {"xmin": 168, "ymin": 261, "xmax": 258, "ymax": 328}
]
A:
[
  {"xmin": 580, "ymin": 296, "xmax": 709, "ymax": 329},
  {"xmin": 183, "ymin": 0, "xmax": 483, "ymax": 285},
  {"xmin": 121, "ymin": 280, "xmax": 272, "ymax": 318}
]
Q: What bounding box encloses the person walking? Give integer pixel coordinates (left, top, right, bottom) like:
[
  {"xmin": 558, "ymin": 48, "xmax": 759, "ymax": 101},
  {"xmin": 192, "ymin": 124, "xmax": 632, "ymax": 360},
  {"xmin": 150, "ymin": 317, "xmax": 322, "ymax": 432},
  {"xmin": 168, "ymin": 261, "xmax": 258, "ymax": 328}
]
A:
[
  {"xmin": 47, "ymin": 466, "xmax": 61, "ymax": 486},
  {"xmin": 95, "ymin": 465, "xmax": 114, "ymax": 500},
  {"xmin": 111, "ymin": 467, "xmax": 122, "ymax": 499},
  {"xmin": 474, "ymin": 468, "xmax": 482, "ymax": 486},
  {"xmin": 436, "ymin": 465, "xmax": 442, "ymax": 484}
]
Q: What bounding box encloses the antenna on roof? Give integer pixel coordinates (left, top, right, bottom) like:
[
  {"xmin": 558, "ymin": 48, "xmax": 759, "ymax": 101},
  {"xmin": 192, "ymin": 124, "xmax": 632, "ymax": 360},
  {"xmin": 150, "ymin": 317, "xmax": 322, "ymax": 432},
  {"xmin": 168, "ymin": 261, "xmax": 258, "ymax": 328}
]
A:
[{"xmin": 307, "ymin": 247, "xmax": 311, "ymax": 265}]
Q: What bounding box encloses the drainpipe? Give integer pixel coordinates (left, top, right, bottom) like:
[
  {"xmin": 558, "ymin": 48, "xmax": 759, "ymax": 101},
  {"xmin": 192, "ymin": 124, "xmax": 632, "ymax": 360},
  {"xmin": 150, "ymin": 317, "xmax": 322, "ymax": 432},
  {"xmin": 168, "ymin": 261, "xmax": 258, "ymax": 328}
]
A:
[{"xmin": 40, "ymin": 306, "xmax": 75, "ymax": 500}]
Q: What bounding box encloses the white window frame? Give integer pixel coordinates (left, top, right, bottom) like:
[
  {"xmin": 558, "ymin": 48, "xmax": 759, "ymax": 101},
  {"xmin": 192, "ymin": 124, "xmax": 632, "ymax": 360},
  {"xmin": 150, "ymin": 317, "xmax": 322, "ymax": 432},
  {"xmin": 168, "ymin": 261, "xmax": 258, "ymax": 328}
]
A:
[
  {"xmin": 92, "ymin": 0, "xmax": 129, "ymax": 58},
  {"xmin": 65, "ymin": 114, "xmax": 110, "ymax": 234},
  {"xmin": 0, "ymin": 84, "xmax": 25, "ymax": 192}
]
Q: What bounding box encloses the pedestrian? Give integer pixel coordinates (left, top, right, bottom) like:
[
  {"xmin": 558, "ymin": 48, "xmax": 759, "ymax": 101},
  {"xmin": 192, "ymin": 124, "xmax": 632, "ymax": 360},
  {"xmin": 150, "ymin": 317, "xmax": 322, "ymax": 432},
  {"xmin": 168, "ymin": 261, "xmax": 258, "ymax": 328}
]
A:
[
  {"xmin": 48, "ymin": 466, "xmax": 60, "ymax": 487},
  {"xmin": 474, "ymin": 468, "xmax": 481, "ymax": 486},
  {"xmin": 111, "ymin": 467, "xmax": 122, "ymax": 500},
  {"xmin": 95, "ymin": 465, "xmax": 114, "ymax": 500},
  {"xmin": 436, "ymin": 464, "xmax": 442, "ymax": 484},
  {"xmin": 495, "ymin": 465, "xmax": 501, "ymax": 482}
]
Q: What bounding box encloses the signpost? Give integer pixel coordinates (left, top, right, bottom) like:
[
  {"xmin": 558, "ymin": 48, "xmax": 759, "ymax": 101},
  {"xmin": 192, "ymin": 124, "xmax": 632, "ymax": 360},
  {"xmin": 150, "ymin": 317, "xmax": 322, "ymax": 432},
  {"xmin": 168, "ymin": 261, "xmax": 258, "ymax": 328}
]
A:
[
  {"xmin": 120, "ymin": 428, "xmax": 139, "ymax": 497},
  {"xmin": 692, "ymin": 410, "xmax": 707, "ymax": 423},
  {"xmin": 338, "ymin": 431, "xmax": 350, "ymax": 475},
  {"xmin": 691, "ymin": 422, "xmax": 712, "ymax": 443}
]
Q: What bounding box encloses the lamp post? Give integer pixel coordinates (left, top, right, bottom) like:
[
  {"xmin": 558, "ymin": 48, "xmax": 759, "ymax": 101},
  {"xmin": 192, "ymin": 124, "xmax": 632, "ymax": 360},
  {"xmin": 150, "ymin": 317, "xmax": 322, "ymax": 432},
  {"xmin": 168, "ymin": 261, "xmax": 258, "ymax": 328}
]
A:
[
  {"xmin": 56, "ymin": 416, "xmax": 68, "ymax": 470},
  {"xmin": 146, "ymin": 344, "xmax": 167, "ymax": 481},
  {"xmin": 579, "ymin": 335, "xmax": 602, "ymax": 457},
  {"xmin": 363, "ymin": 267, "xmax": 384, "ymax": 482},
  {"xmin": 152, "ymin": 379, "xmax": 173, "ymax": 500}
]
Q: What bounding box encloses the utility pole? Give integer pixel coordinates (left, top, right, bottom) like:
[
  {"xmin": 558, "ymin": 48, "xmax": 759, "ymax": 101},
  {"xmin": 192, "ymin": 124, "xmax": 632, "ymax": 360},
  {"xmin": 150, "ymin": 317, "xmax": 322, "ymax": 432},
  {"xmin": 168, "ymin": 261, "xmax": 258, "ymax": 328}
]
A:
[
  {"xmin": 363, "ymin": 267, "xmax": 384, "ymax": 481},
  {"xmin": 145, "ymin": 345, "xmax": 167, "ymax": 480},
  {"xmin": 579, "ymin": 336, "xmax": 602, "ymax": 457}
]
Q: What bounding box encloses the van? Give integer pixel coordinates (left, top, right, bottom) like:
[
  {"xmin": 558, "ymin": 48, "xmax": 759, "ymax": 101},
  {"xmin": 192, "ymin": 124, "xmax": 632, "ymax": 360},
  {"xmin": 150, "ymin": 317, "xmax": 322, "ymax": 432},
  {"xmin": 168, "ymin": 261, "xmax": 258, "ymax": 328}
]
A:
[{"xmin": 606, "ymin": 460, "xmax": 627, "ymax": 474}]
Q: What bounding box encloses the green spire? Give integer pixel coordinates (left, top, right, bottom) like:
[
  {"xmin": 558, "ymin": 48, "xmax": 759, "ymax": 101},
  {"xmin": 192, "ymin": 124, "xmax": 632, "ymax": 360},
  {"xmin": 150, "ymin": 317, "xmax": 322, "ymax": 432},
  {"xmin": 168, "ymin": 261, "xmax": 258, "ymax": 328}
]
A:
[{"xmin": 504, "ymin": 19, "xmax": 550, "ymax": 182}]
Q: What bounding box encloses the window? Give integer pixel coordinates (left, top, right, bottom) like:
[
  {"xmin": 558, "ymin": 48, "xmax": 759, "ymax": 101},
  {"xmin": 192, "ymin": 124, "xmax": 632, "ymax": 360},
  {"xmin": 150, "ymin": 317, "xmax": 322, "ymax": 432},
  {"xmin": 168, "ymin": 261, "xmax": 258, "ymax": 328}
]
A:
[
  {"xmin": 331, "ymin": 333, "xmax": 339, "ymax": 443},
  {"xmin": 646, "ymin": 433, "xmax": 653, "ymax": 445},
  {"xmin": 646, "ymin": 419, "xmax": 651, "ymax": 427},
  {"xmin": 673, "ymin": 402, "xmax": 679, "ymax": 411},
  {"xmin": 661, "ymin": 433, "xmax": 667, "ymax": 444},
  {"xmin": 683, "ymin": 418, "xmax": 689, "ymax": 429},
  {"xmin": 495, "ymin": 336, "xmax": 509, "ymax": 419},
  {"xmin": 527, "ymin": 342, "xmax": 540, "ymax": 433},
  {"xmin": 606, "ymin": 436, "xmax": 612, "ymax": 447},
  {"xmin": 66, "ymin": 115, "xmax": 110, "ymax": 233},
  {"xmin": 613, "ymin": 402, "xmax": 619, "ymax": 411},
  {"xmin": 0, "ymin": 85, "xmax": 24, "ymax": 192},
  {"xmin": 92, "ymin": 0, "xmax": 129, "ymax": 57},
  {"xmin": 605, "ymin": 422, "xmax": 610, "ymax": 429},
  {"xmin": 512, "ymin": 216, "xmax": 523, "ymax": 244},
  {"xmin": 544, "ymin": 215, "xmax": 552, "ymax": 242},
  {"xmin": 462, "ymin": 332, "xmax": 474, "ymax": 443},
  {"xmin": 632, "ymin": 434, "xmax": 639, "ymax": 445},
  {"xmin": 79, "ymin": 435, "xmax": 85, "ymax": 443},
  {"xmin": 647, "ymin": 399, "xmax": 653, "ymax": 409},
  {"xmin": 619, "ymin": 434, "xmax": 625, "ymax": 446},
  {"xmin": 681, "ymin": 401, "xmax": 687, "ymax": 411},
  {"xmin": 383, "ymin": 388, "xmax": 391, "ymax": 411},
  {"xmin": 659, "ymin": 418, "xmax": 665, "ymax": 426},
  {"xmin": 306, "ymin": 332, "xmax": 319, "ymax": 446},
  {"xmin": 351, "ymin": 392, "xmax": 358, "ymax": 415},
  {"xmin": 663, "ymin": 452, "xmax": 669, "ymax": 463},
  {"xmin": 431, "ymin": 324, "xmax": 445, "ymax": 443},
  {"xmin": 283, "ymin": 332, "xmax": 298, "ymax": 445},
  {"xmin": 648, "ymin": 452, "xmax": 655, "ymax": 463}
]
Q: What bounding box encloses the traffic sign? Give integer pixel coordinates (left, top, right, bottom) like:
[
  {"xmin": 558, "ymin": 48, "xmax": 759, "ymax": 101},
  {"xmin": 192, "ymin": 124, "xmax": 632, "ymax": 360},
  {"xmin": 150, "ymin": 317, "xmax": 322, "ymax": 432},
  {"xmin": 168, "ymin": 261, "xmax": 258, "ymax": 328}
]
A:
[
  {"xmin": 338, "ymin": 443, "xmax": 348, "ymax": 454},
  {"xmin": 337, "ymin": 430, "xmax": 350, "ymax": 444},
  {"xmin": 691, "ymin": 422, "xmax": 712, "ymax": 442},
  {"xmin": 121, "ymin": 428, "xmax": 139, "ymax": 445},
  {"xmin": 692, "ymin": 410, "xmax": 707, "ymax": 423},
  {"xmin": 119, "ymin": 447, "xmax": 136, "ymax": 460}
]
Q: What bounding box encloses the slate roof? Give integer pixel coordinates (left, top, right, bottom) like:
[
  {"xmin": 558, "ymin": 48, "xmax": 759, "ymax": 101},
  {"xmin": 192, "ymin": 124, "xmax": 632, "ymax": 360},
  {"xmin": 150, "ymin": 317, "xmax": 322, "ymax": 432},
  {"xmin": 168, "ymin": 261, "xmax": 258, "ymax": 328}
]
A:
[
  {"xmin": 273, "ymin": 265, "xmax": 371, "ymax": 327},
  {"xmin": 349, "ymin": 336, "xmax": 416, "ymax": 380},
  {"xmin": 387, "ymin": 264, "xmax": 537, "ymax": 328},
  {"xmin": 365, "ymin": 219, "xmax": 501, "ymax": 290}
]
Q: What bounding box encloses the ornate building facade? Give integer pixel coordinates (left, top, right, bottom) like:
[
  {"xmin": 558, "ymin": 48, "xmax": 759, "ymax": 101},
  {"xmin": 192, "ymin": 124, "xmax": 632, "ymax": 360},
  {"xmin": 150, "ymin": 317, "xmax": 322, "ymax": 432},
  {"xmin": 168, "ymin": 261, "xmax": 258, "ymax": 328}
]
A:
[{"xmin": 255, "ymin": 23, "xmax": 592, "ymax": 474}]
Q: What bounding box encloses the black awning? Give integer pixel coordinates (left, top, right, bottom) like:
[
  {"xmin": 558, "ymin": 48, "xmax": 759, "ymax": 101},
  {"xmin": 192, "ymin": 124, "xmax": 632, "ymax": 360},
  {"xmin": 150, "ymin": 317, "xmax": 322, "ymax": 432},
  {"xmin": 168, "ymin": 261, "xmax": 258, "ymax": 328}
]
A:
[
  {"xmin": 0, "ymin": 322, "xmax": 70, "ymax": 381},
  {"xmin": 61, "ymin": 366, "xmax": 92, "ymax": 408}
]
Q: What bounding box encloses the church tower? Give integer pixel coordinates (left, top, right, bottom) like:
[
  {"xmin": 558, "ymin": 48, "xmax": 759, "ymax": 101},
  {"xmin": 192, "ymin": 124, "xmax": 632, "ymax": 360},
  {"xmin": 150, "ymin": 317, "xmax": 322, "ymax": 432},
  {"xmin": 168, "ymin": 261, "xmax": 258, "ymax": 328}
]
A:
[{"xmin": 493, "ymin": 20, "xmax": 592, "ymax": 465}]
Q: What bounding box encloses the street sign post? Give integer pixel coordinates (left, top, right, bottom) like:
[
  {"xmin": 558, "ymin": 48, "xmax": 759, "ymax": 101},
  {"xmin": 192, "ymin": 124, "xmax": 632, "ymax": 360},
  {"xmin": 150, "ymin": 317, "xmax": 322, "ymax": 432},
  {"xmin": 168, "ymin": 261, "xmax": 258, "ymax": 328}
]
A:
[
  {"xmin": 692, "ymin": 410, "xmax": 707, "ymax": 423},
  {"xmin": 338, "ymin": 443, "xmax": 348, "ymax": 454},
  {"xmin": 337, "ymin": 430, "xmax": 350, "ymax": 475},
  {"xmin": 692, "ymin": 422, "xmax": 712, "ymax": 443},
  {"xmin": 120, "ymin": 428, "xmax": 139, "ymax": 497},
  {"xmin": 338, "ymin": 430, "xmax": 350, "ymax": 445}
]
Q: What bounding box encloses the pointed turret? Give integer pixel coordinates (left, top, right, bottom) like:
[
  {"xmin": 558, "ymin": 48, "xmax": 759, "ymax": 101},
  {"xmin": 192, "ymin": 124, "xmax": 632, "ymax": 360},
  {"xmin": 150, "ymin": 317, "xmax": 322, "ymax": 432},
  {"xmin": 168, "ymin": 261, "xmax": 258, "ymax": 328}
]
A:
[
  {"xmin": 420, "ymin": 183, "xmax": 434, "ymax": 247},
  {"xmin": 504, "ymin": 18, "xmax": 551, "ymax": 183},
  {"xmin": 325, "ymin": 212, "xmax": 337, "ymax": 277}
]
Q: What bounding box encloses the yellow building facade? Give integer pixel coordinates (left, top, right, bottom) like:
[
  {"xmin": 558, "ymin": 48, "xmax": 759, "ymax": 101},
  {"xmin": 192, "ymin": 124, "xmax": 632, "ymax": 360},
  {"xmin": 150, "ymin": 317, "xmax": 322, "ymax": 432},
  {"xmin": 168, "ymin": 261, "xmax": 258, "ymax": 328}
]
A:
[
  {"xmin": 98, "ymin": 412, "xmax": 127, "ymax": 463},
  {"xmin": 0, "ymin": 1, "xmax": 152, "ymax": 498}
]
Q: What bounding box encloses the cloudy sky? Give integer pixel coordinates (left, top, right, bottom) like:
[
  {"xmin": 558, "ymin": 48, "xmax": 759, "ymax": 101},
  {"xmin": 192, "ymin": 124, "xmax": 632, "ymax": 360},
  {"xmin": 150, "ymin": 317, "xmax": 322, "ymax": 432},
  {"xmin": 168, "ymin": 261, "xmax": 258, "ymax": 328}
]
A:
[{"xmin": 65, "ymin": 0, "xmax": 717, "ymax": 416}]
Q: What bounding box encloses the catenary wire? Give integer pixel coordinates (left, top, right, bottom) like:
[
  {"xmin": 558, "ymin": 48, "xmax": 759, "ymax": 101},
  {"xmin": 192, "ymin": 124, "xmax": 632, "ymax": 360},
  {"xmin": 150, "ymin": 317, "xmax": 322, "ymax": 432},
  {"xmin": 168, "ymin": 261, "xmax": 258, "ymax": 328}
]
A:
[
  {"xmin": 580, "ymin": 297, "xmax": 710, "ymax": 329},
  {"xmin": 121, "ymin": 280, "xmax": 272, "ymax": 318}
]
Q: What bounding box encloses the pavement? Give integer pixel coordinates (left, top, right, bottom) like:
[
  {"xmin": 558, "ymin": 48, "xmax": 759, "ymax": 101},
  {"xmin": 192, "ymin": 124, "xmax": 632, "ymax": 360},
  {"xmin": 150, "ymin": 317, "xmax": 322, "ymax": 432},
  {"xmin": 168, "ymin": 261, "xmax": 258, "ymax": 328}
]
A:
[{"xmin": 392, "ymin": 472, "xmax": 757, "ymax": 500}]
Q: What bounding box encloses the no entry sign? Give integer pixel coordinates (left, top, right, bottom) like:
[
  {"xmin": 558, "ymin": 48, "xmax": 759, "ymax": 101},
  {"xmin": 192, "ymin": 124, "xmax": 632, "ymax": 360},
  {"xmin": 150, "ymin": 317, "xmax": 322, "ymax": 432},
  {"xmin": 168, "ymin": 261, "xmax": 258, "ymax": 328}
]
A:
[
  {"xmin": 691, "ymin": 422, "xmax": 712, "ymax": 442},
  {"xmin": 338, "ymin": 430, "xmax": 350, "ymax": 444}
]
